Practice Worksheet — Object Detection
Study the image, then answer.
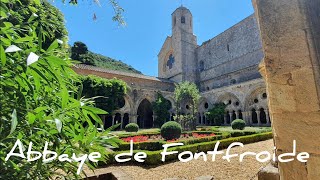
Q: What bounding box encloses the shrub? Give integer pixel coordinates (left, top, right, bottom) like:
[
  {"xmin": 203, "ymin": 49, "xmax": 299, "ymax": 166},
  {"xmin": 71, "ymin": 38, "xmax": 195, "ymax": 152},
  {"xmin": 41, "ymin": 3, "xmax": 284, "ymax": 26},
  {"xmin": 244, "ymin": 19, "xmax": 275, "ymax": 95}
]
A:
[
  {"xmin": 231, "ymin": 119, "xmax": 246, "ymax": 130},
  {"xmin": 161, "ymin": 121, "xmax": 182, "ymax": 140},
  {"xmin": 125, "ymin": 123, "xmax": 139, "ymax": 132}
]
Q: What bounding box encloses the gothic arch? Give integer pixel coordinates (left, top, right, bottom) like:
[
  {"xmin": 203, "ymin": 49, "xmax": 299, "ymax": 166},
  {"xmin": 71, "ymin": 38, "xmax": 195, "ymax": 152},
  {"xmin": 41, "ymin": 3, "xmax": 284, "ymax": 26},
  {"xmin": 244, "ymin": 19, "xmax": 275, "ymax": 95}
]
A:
[
  {"xmin": 137, "ymin": 99, "xmax": 153, "ymax": 128},
  {"xmin": 217, "ymin": 92, "xmax": 242, "ymax": 111},
  {"xmin": 134, "ymin": 95, "xmax": 155, "ymax": 115},
  {"xmin": 244, "ymin": 87, "xmax": 268, "ymax": 111}
]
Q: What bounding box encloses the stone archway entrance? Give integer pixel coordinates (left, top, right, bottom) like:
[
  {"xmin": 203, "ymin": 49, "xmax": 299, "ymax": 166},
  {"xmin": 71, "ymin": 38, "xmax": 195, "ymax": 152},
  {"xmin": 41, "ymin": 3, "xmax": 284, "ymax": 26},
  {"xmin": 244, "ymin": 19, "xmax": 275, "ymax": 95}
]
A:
[{"xmin": 137, "ymin": 99, "xmax": 153, "ymax": 128}]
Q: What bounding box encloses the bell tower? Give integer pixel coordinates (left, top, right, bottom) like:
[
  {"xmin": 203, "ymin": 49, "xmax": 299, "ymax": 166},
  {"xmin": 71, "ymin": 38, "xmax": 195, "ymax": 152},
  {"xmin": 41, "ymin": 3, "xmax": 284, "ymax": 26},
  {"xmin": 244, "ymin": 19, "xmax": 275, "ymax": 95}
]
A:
[{"xmin": 158, "ymin": 6, "xmax": 198, "ymax": 83}]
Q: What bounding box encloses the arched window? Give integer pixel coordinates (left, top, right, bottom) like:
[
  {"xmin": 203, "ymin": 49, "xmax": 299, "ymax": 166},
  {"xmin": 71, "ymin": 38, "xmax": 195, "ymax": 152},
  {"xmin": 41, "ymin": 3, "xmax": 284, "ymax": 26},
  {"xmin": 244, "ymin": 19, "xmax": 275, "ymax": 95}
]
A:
[
  {"xmin": 166, "ymin": 54, "xmax": 175, "ymax": 69},
  {"xmin": 181, "ymin": 16, "xmax": 185, "ymax": 23},
  {"xmin": 260, "ymin": 108, "xmax": 267, "ymax": 124},
  {"xmin": 251, "ymin": 109, "xmax": 258, "ymax": 124}
]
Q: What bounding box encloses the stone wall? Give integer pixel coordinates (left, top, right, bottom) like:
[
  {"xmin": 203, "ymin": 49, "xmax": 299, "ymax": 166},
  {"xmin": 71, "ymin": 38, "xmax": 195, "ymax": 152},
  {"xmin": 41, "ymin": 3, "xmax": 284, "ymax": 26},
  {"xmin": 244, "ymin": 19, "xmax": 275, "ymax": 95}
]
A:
[
  {"xmin": 253, "ymin": 0, "xmax": 320, "ymax": 179},
  {"xmin": 196, "ymin": 15, "xmax": 264, "ymax": 91}
]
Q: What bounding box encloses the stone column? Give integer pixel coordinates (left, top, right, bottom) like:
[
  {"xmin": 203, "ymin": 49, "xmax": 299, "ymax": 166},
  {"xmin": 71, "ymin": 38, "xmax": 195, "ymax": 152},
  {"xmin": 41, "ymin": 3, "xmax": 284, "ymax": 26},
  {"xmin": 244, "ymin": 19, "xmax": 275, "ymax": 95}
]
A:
[
  {"xmin": 223, "ymin": 115, "xmax": 227, "ymax": 125},
  {"xmin": 152, "ymin": 114, "xmax": 156, "ymax": 128},
  {"xmin": 120, "ymin": 114, "xmax": 123, "ymax": 129},
  {"xmin": 265, "ymin": 109, "xmax": 271, "ymax": 126},
  {"xmin": 256, "ymin": 110, "xmax": 261, "ymax": 126},
  {"xmin": 236, "ymin": 111, "xmax": 239, "ymax": 119},
  {"xmin": 243, "ymin": 111, "xmax": 249, "ymax": 125},
  {"xmin": 101, "ymin": 115, "xmax": 106, "ymax": 129},
  {"xmin": 249, "ymin": 111, "xmax": 254, "ymax": 125},
  {"xmin": 229, "ymin": 112, "xmax": 233, "ymax": 124},
  {"xmin": 112, "ymin": 115, "xmax": 115, "ymax": 126},
  {"xmin": 253, "ymin": 0, "xmax": 320, "ymax": 179},
  {"xmin": 130, "ymin": 114, "xmax": 137, "ymax": 123}
]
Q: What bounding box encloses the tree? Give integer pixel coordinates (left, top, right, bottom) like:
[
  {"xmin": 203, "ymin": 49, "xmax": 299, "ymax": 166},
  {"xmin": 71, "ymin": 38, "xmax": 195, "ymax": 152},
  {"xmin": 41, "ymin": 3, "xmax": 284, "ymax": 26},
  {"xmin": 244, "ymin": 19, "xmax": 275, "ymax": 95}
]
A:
[
  {"xmin": 152, "ymin": 92, "xmax": 171, "ymax": 127},
  {"xmin": 71, "ymin": 41, "xmax": 89, "ymax": 60},
  {"xmin": 0, "ymin": 0, "xmax": 125, "ymax": 179},
  {"xmin": 174, "ymin": 82, "xmax": 201, "ymax": 130},
  {"xmin": 206, "ymin": 103, "xmax": 227, "ymax": 125},
  {"xmin": 7, "ymin": 0, "xmax": 68, "ymax": 50}
]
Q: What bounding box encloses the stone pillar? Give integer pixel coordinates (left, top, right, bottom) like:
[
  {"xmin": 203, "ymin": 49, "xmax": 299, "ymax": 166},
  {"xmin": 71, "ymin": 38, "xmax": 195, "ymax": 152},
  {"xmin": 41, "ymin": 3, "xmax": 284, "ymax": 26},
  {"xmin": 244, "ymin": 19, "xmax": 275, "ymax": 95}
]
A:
[
  {"xmin": 101, "ymin": 115, "xmax": 106, "ymax": 128},
  {"xmin": 256, "ymin": 110, "xmax": 261, "ymax": 126},
  {"xmin": 130, "ymin": 114, "xmax": 137, "ymax": 123},
  {"xmin": 229, "ymin": 112, "xmax": 233, "ymax": 124},
  {"xmin": 120, "ymin": 114, "xmax": 123, "ymax": 129},
  {"xmin": 242, "ymin": 111, "xmax": 251, "ymax": 125},
  {"xmin": 152, "ymin": 114, "xmax": 156, "ymax": 128},
  {"xmin": 265, "ymin": 110, "xmax": 271, "ymax": 126},
  {"xmin": 253, "ymin": 0, "xmax": 320, "ymax": 179},
  {"xmin": 223, "ymin": 115, "xmax": 227, "ymax": 125},
  {"xmin": 112, "ymin": 115, "xmax": 115, "ymax": 126},
  {"xmin": 236, "ymin": 111, "xmax": 239, "ymax": 119}
]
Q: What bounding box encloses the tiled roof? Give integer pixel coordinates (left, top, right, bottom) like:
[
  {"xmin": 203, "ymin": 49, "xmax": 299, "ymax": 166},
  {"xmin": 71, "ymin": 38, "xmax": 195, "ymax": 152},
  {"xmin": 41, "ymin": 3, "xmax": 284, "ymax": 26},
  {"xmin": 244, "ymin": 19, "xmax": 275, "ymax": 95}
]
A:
[{"xmin": 74, "ymin": 64, "xmax": 174, "ymax": 84}]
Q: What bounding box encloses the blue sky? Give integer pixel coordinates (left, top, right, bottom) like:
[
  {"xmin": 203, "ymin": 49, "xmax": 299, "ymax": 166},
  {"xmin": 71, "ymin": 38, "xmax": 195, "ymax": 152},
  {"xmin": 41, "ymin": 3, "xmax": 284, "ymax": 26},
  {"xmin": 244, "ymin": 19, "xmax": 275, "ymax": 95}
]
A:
[{"xmin": 52, "ymin": 0, "xmax": 254, "ymax": 76}]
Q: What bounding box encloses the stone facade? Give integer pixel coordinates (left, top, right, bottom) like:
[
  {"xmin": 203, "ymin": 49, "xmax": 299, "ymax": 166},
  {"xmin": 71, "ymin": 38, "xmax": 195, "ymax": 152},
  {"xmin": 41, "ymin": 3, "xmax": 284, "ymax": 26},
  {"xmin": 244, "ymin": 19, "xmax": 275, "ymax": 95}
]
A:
[{"xmin": 74, "ymin": 6, "xmax": 270, "ymax": 129}]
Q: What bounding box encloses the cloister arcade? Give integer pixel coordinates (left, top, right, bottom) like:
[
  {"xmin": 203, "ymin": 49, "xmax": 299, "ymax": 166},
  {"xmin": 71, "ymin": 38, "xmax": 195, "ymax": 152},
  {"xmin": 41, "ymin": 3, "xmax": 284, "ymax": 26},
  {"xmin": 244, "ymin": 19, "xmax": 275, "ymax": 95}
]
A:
[{"xmin": 99, "ymin": 85, "xmax": 271, "ymax": 130}]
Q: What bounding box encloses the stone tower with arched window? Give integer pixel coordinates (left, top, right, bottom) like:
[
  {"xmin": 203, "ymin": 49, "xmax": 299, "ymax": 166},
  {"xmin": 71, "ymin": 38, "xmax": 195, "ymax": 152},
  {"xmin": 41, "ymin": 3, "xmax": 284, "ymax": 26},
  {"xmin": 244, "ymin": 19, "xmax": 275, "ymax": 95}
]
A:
[{"xmin": 158, "ymin": 6, "xmax": 198, "ymax": 83}]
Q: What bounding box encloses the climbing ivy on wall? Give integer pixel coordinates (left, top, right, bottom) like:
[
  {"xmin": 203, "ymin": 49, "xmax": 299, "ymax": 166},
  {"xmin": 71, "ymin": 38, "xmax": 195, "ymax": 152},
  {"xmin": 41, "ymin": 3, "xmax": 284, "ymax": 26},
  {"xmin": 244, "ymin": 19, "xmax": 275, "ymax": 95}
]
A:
[{"xmin": 79, "ymin": 75, "xmax": 127, "ymax": 112}]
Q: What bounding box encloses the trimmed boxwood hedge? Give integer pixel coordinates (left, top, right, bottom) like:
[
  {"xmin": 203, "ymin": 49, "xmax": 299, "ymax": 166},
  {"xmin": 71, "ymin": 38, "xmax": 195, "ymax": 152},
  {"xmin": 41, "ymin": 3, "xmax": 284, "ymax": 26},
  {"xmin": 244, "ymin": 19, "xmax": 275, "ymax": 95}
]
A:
[
  {"xmin": 102, "ymin": 132, "xmax": 273, "ymax": 166},
  {"xmin": 125, "ymin": 123, "xmax": 139, "ymax": 132}
]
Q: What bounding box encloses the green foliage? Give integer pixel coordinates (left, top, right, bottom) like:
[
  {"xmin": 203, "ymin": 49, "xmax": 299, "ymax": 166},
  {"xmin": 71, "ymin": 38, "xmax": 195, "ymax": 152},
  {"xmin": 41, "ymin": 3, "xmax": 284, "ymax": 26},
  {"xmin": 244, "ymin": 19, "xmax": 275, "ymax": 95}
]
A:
[
  {"xmin": 0, "ymin": 1, "xmax": 121, "ymax": 179},
  {"xmin": 152, "ymin": 92, "xmax": 171, "ymax": 127},
  {"xmin": 160, "ymin": 121, "xmax": 182, "ymax": 140},
  {"xmin": 231, "ymin": 119, "xmax": 246, "ymax": 130},
  {"xmin": 125, "ymin": 123, "xmax": 139, "ymax": 132},
  {"xmin": 71, "ymin": 41, "xmax": 88, "ymax": 60},
  {"xmin": 206, "ymin": 103, "xmax": 227, "ymax": 125},
  {"xmin": 7, "ymin": 0, "xmax": 68, "ymax": 50},
  {"xmin": 174, "ymin": 82, "xmax": 201, "ymax": 130},
  {"xmin": 79, "ymin": 75, "xmax": 127, "ymax": 112},
  {"xmin": 173, "ymin": 114, "xmax": 194, "ymax": 131},
  {"xmin": 70, "ymin": 41, "xmax": 142, "ymax": 74}
]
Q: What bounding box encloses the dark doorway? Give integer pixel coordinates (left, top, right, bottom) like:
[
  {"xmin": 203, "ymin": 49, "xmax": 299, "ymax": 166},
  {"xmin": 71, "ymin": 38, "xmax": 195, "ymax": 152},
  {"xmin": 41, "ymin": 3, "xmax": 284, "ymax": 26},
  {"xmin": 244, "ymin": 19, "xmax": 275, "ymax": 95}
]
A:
[
  {"xmin": 104, "ymin": 115, "xmax": 113, "ymax": 129},
  {"xmin": 238, "ymin": 110, "xmax": 243, "ymax": 119},
  {"xmin": 232, "ymin": 111, "xmax": 237, "ymax": 120},
  {"xmin": 260, "ymin": 108, "xmax": 267, "ymax": 124},
  {"xmin": 252, "ymin": 109, "xmax": 258, "ymax": 124},
  {"xmin": 123, "ymin": 113, "xmax": 129, "ymax": 128},
  {"xmin": 137, "ymin": 99, "xmax": 153, "ymax": 128},
  {"xmin": 171, "ymin": 113, "xmax": 175, "ymax": 121},
  {"xmin": 226, "ymin": 111, "xmax": 230, "ymax": 124}
]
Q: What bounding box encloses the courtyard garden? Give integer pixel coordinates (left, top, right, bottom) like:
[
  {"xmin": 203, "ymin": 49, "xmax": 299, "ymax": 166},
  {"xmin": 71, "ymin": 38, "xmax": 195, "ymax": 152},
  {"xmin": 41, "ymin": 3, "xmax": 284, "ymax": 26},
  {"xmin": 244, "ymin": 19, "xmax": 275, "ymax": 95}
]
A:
[{"xmin": 99, "ymin": 123, "xmax": 273, "ymax": 166}]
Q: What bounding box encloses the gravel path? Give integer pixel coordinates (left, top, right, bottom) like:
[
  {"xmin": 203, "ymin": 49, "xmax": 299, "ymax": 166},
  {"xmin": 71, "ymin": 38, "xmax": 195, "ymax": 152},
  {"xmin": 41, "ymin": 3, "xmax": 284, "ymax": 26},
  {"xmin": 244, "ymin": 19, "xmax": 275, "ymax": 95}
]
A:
[{"xmin": 86, "ymin": 139, "xmax": 274, "ymax": 180}]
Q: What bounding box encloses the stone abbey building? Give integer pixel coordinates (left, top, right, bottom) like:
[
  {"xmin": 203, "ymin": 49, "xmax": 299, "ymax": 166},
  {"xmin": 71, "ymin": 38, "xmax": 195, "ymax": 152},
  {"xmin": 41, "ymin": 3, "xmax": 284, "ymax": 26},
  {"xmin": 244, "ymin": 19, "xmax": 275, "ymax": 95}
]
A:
[{"xmin": 74, "ymin": 6, "xmax": 270, "ymax": 129}]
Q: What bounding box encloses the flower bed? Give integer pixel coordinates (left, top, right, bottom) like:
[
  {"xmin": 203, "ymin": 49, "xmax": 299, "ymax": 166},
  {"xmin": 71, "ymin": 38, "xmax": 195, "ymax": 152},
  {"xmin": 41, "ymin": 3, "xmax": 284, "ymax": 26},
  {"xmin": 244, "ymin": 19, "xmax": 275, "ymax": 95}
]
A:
[
  {"xmin": 102, "ymin": 132, "xmax": 273, "ymax": 166},
  {"xmin": 121, "ymin": 132, "xmax": 216, "ymax": 143},
  {"xmin": 115, "ymin": 131, "xmax": 260, "ymax": 151}
]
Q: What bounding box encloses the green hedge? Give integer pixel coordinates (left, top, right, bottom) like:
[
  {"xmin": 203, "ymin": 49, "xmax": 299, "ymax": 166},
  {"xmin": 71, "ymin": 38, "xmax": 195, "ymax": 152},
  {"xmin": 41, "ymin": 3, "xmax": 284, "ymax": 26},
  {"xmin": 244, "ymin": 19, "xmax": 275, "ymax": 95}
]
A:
[
  {"xmin": 118, "ymin": 131, "xmax": 222, "ymax": 138},
  {"xmin": 103, "ymin": 132, "xmax": 273, "ymax": 166},
  {"xmin": 117, "ymin": 132, "xmax": 230, "ymax": 151},
  {"xmin": 116, "ymin": 131, "xmax": 258, "ymax": 151}
]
